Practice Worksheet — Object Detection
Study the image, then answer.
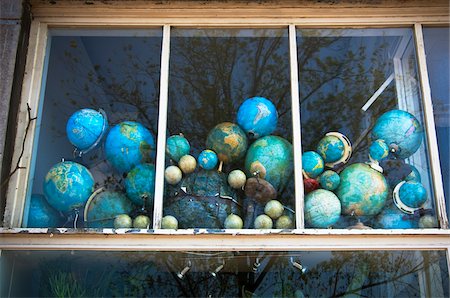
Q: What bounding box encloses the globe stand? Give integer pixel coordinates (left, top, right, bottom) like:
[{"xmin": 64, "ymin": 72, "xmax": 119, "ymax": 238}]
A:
[
  {"xmin": 367, "ymin": 156, "xmax": 384, "ymax": 173},
  {"xmin": 393, "ymin": 181, "xmax": 421, "ymax": 215},
  {"xmin": 217, "ymin": 160, "xmax": 224, "ymax": 173}
]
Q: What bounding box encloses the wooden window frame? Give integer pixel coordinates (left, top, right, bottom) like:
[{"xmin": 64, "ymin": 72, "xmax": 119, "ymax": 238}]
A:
[{"xmin": 1, "ymin": 3, "xmax": 450, "ymax": 252}]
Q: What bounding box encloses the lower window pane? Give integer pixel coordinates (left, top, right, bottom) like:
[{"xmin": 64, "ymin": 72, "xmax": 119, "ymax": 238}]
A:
[{"xmin": 1, "ymin": 250, "xmax": 448, "ymax": 297}]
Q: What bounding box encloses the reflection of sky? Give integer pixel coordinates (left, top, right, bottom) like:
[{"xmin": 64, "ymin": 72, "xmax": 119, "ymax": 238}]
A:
[{"xmin": 30, "ymin": 30, "xmax": 162, "ymax": 199}]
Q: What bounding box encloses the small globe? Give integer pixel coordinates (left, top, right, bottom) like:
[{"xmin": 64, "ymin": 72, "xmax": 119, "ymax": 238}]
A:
[
  {"xmin": 43, "ymin": 161, "xmax": 94, "ymax": 213},
  {"xmin": 166, "ymin": 134, "xmax": 190, "ymax": 162},
  {"xmin": 206, "ymin": 122, "xmax": 248, "ymax": 164},
  {"xmin": 178, "ymin": 154, "xmax": 197, "ymax": 174},
  {"xmin": 165, "ymin": 165, "xmax": 182, "ymax": 185},
  {"xmin": 224, "ymin": 213, "xmax": 244, "ymax": 229},
  {"xmin": 316, "ymin": 135, "xmax": 345, "ymax": 163},
  {"xmin": 114, "ymin": 214, "xmax": 132, "ymax": 229},
  {"xmin": 105, "ymin": 121, "xmax": 155, "ymax": 174},
  {"xmin": 66, "ymin": 108, "xmax": 108, "ymax": 153},
  {"xmin": 227, "ymin": 169, "xmax": 246, "ymax": 189},
  {"xmin": 124, "ymin": 163, "xmax": 156, "ymax": 209},
  {"xmin": 304, "ymin": 189, "xmax": 341, "ymax": 228},
  {"xmin": 245, "ymin": 136, "xmax": 293, "ymax": 191},
  {"xmin": 198, "ymin": 149, "xmax": 218, "ymax": 170},
  {"xmin": 254, "ymin": 214, "xmax": 273, "ymax": 229},
  {"xmin": 405, "ymin": 164, "xmax": 421, "ymax": 182},
  {"xmin": 398, "ymin": 181, "xmax": 427, "ymax": 209},
  {"xmin": 302, "ymin": 151, "xmax": 324, "ymax": 179},
  {"xmin": 419, "ymin": 215, "xmax": 438, "ymax": 228},
  {"xmin": 27, "ymin": 194, "xmax": 62, "ymax": 228},
  {"xmin": 371, "ymin": 109, "xmax": 423, "ymax": 159},
  {"xmin": 161, "ymin": 215, "xmax": 178, "ymax": 229},
  {"xmin": 376, "ymin": 205, "xmax": 417, "ymax": 229},
  {"xmin": 369, "ymin": 139, "xmax": 389, "ymax": 161},
  {"xmin": 84, "ymin": 190, "xmax": 136, "ymax": 228},
  {"xmin": 318, "ymin": 170, "xmax": 340, "ymax": 191},
  {"xmin": 236, "ymin": 96, "xmax": 278, "ymax": 139},
  {"xmin": 336, "ymin": 163, "xmax": 388, "ymax": 216}
]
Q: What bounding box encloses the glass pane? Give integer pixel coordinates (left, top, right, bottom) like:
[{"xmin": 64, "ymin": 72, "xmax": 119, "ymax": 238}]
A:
[
  {"xmin": 423, "ymin": 27, "xmax": 450, "ymax": 221},
  {"xmin": 24, "ymin": 29, "xmax": 162, "ymax": 228},
  {"xmin": 297, "ymin": 28, "xmax": 439, "ymax": 229},
  {"xmin": 1, "ymin": 250, "xmax": 448, "ymax": 297},
  {"xmin": 164, "ymin": 28, "xmax": 294, "ymax": 229}
]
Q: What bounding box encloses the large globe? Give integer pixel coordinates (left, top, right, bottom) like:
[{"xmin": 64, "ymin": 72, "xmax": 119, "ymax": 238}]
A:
[
  {"xmin": 84, "ymin": 190, "xmax": 136, "ymax": 228},
  {"xmin": 398, "ymin": 181, "xmax": 427, "ymax": 209},
  {"xmin": 302, "ymin": 151, "xmax": 324, "ymax": 179},
  {"xmin": 245, "ymin": 136, "xmax": 293, "ymax": 191},
  {"xmin": 43, "ymin": 161, "xmax": 94, "ymax": 213},
  {"xmin": 166, "ymin": 134, "xmax": 190, "ymax": 162},
  {"xmin": 304, "ymin": 189, "xmax": 341, "ymax": 228},
  {"xmin": 105, "ymin": 121, "xmax": 155, "ymax": 174},
  {"xmin": 336, "ymin": 163, "xmax": 388, "ymax": 216},
  {"xmin": 66, "ymin": 108, "xmax": 108, "ymax": 153},
  {"xmin": 376, "ymin": 205, "xmax": 418, "ymax": 229},
  {"xmin": 371, "ymin": 109, "xmax": 423, "ymax": 159},
  {"xmin": 236, "ymin": 96, "xmax": 278, "ymax": 139},
  {"xmin": 206, "ymin": 122, "xmax": 248, "ymax": 164},
  {"xmin": 124, "ymin": 163, "xmax": 156, "ymax": 209},
  {"xmin": 27, "ymin": 194, "xmax": 62, "ymax": 228},
  {"xmin": 316, "ymin": 135, "xmax": 344, "ymax": 163},
  {"xmin": 164, "ymin": 170, "xmax": 241, "ymax": 229}
]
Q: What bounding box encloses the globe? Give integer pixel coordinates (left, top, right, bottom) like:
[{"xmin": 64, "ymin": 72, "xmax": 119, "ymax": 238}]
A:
[
  {"xmin": 206, "ymin": 122, "xmax": 248, "ymax": 164},
  {"xmin": 397, "ymin": 181, "xmax": 427, "ymax": 209},
  {"xmin": 371, "ymin": 109, "xmax": 424, "ymax": 159},
  {"xmin": 316, "ymin": 135, "xmax": 344, "ymax": 163},
  {"xmin": 304, "ymin": 189, "xmax": 341, "ymax": 228},
  {"xmin": 84, "ymin": 190, "xmax": 136, "ymax": 228},
  {"xmin": 318, "ymin": 170, "xmax": 340, "ymax": 191},
  {"xmin": 336, "ymin": 163, "xmax": 388, "ymax": 216},
  {"xmin": 166, "ymin": 134, "xmax": 190, "ymax": 162},
  {"xmin": 124, "ymin": 163, "xmax": 156, "ymax": 209},
  {"xmin": 245, "ymin": 135, "xmax": 293, "ymax": 191},
  {"xmin": 369, "ymin": 139, "xmax": 389, "ymax": 161},
  {"xmin": 405, "ymin": 164, "xmax": 421, "ymax": 182},
  {"xmin": 164, "ymin": 170, "xmax": 241, "ymax": 229},
  {"xmin": 66, "ymin": 108, "xmax": 108, "ymax": 153},
  {"xmin": 236, "ymin": 96, "xmax": 278, "ymax": 139},
  {"xmin": 105, "ymin": 121, "xmax": 155, "ymax": 174},
  {"xmin": 198, "ymin": 149, "xmax": 218, "ymax": 170},
  {"xmin": 376, "ymin": 205, "xmax": 417, "ymax": 229},
  {"xmin": 43, "ymin": 161, "xmax": 94, "ymax": 213},
  {"xmin": 27, "ymin": 194, "xmax": 62, "ymax": 228},
  {"xmin": 302, "ymin": 151, "xmax": 324, "ymax": 179}
]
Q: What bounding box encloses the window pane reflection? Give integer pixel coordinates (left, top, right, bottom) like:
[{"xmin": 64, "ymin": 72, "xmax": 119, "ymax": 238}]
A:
[
  {"xmin": 25, "ymin": 29, "xmax": 162, "ymax": 228},
  {"xmin": 164, "ymin": 28, "xmax": 294, "ymax": 229},
  {"xmin": 297, "ymin": 29, "xmax": 438, "ymax": 229},
  {"xmin": 2, "ymin": 250, "xmax": 448, "ymax": 297}
]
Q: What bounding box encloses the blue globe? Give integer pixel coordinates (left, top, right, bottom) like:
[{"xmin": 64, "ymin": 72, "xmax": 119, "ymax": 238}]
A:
[
  {"xmin": 166, "ymin": 134, "xmax": 190, "ymax": 162},
  {"xmin": 304, "ymin": 189, "xmax": 341, "ymax": 228},
  {"xmin": 316, "ymin": 135, "xmax": 344, "ymax": 163},
  {"xmin": 371, "ymin": 109, "xmax": 423, "ymax": 159},
  {"xmin": 318, "ymin": 170, "xmax": 340, "ymax": 191},
  {"xmin": 376, "ymin": 205, "xmax": 418, "ymax": 229},
  {"xmin": 66, "ymin": 108, "xmax": 108, "ymax": 153},
  {"xmin": 124, "ymin": 163, "xmax": 156, "ymax": 209},
  {"xmin": 398, "ymin": 181, "xmax": 427, "ymax": 209},
  {"xmin": 369, "ymin": 139, "xmax": 389, "ymax": 161},
  {"xmin": 84, "ymin": 190, "xmax": 136, "ymax": 228},
  {"xmin": 27, "ymin": 194, "xmax": 62, "ymax": 228},
  {"xmin": 43, "ymin": 161, "xmax": 94, "ymax": 213},
  {"xmin": 405, "ymin": 164, "xmax": 421, "ymax": 182},
  {"xmin": 236, "ymin": 97, "xmax": 278, "ymax": 139},
  {"xmin": 302, "ymin": 151, "xmax": 324, "ymax": 178},
  {"xmin": 105, "ymin": 121, "xmax": 155, "ymax": 174},
  {"xmin": 198, "ymin": 149, "xmax": 218, "ymax": 170}
]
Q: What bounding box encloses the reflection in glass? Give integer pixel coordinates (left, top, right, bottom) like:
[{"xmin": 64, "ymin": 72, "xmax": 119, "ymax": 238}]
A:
[
  {"xmin": 2, "ymin": 250, "xmax": 448, "ymax": 297},
  {"xmin": 25, "ymin": 29, "xmax": 162, "ymax": 228},
  {"xmin": 164, "ymin": 28, "xmax": 294, "ymax": 229},
  {"xmin": 423, "ymin": 27, "xmax": 450, "ymax": 220},
  {"xmin": 297, "ymin": 29, "xmax": 438, "ymax": 229}
]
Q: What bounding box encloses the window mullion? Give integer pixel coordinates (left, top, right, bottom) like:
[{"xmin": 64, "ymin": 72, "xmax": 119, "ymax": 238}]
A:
[
  {"xmin": 413, "ymin": 23, "xmax": 449, "ymax": 229},
  {"xmin": 288, "ymin": 24, "xmax": 304, "ymax": 229},
  {"xmin": 153, "ymin": 25, "xmax": 171, "ymax": 229}
]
